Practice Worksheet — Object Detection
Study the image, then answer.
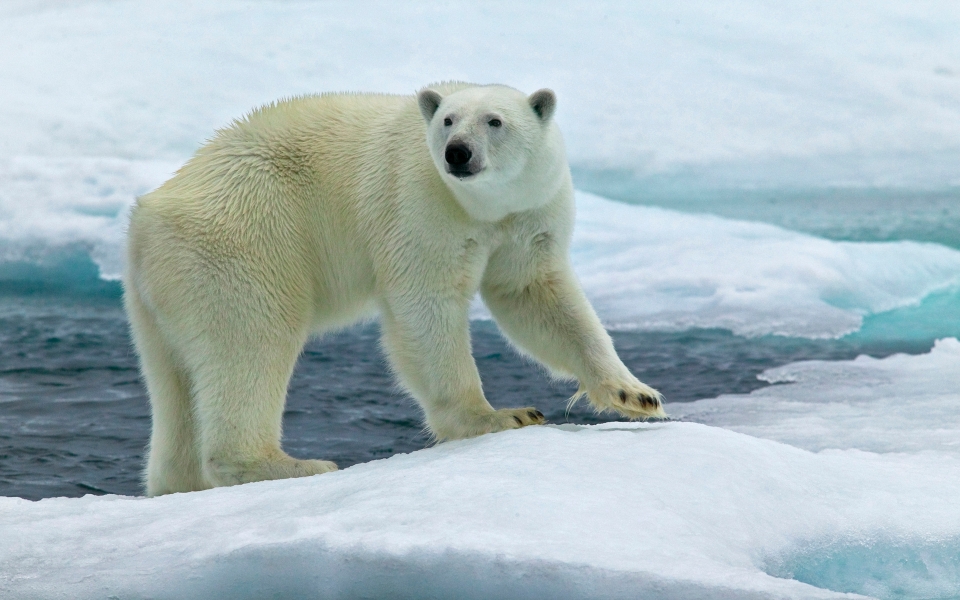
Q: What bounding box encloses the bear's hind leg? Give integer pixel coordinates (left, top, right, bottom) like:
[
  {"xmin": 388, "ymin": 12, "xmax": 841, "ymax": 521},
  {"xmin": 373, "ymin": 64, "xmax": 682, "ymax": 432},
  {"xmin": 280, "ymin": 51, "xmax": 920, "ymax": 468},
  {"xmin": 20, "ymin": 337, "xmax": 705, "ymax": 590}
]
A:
[
  {"xmin": 187, "ymin": 330, "xmax": 337, "ymax": 488},
  {"xmin": 125, "ymin": 288, "xmax": 207, "ymax": 496}
]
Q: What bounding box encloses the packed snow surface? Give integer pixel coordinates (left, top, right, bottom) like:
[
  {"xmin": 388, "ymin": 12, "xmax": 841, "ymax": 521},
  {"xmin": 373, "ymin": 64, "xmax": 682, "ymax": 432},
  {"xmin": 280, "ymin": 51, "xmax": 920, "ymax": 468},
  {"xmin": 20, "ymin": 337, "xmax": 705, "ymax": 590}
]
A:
[
  {"xmin": 671, "ymin": 337, "xmax": 960, "ymax": 453},
  {"xmin": 3, "ymin": 343, "xmax": 960, "ymax": 600},
  {"xmin": 4, "ymin": 425, "xmax": 959, "ymax": 600}
]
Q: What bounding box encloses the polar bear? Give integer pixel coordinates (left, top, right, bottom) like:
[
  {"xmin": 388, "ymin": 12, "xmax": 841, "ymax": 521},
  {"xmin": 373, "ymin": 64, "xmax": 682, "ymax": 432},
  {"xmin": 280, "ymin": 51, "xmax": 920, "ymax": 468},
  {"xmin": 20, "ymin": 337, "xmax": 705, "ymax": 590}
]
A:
[{"xmin": 124, "ymin": 82, "xmax": 664, "ymax": 496}]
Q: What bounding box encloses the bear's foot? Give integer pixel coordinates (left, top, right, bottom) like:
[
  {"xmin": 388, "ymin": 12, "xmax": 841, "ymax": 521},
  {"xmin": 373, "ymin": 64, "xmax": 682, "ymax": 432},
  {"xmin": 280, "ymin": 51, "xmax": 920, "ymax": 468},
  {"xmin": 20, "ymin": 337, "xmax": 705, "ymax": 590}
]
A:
[
  {"xmin": 492, "ymin": 406, "xmax": 546, "ymax": 431},
  {"xmin": 433, "ymin": 406, "xmax": 545, "ymax": 441},
  {"xmin": 204, "ymin": 453, "xmax": 338, "ymax": 488},
  {"xmin": 581, "ymin": 378, "xmax": 665, "ymax": 420}
]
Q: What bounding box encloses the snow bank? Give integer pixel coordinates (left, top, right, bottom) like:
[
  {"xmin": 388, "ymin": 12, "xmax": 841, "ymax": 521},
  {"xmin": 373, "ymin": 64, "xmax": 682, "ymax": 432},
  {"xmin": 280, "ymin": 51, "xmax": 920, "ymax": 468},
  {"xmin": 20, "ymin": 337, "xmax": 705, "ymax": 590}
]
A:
[
  {"xmin": 2, "ymin": 421, "xmax": 958, "ymax": 600},
  {"xmin": 3, "ymin": 1, "xmax": 960, "ymax": 339},
  {"xmin": 568, "ymin": 193, "xmax": 960, "ymax": 338},
  {"xmin": 0, "ymin": 156, "xmax": 177, "ymax": 278},
  {"xmin": 670, "ymin": 337, "xmax": 960, "ymax": 453},
  {"xmin": 1, "ymin": 1, "xmax": 958, "ymax": 185},
  {"xmin": 9, "ymin": 165, "xmax": 960, "ymax": 339},
  {"xmin": 3, "ymin": 0, "xmax": 960, "ymax": 278}
]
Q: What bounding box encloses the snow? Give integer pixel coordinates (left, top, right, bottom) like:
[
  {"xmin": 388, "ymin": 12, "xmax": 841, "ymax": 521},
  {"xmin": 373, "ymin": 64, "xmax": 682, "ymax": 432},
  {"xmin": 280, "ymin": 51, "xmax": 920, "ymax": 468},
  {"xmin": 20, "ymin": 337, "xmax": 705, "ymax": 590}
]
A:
[
  {"xmin": 7, "ymin": 173, "xmax": 960, "ymax": 341},
  {"xmin": 3, "ymin": 343, "xmax": 960, "ymax": 599},
  {"xmin": 568, "ymin": 193, "xmax": 960, "ymax": 339},
  {"xmin": 1, "ymin": 427, "xmax": 957, "ymax": 599},
  {"xmin": 670, "ymin": 337, "xmax": 960, "ymax": 454},
  {"xmin": 2, "ymin": 0, "xmax": 960, "ymax": 282},
  {"xmin": 2, "ymin": 0, "xmax": 960, "ymax": 339},
  {"xmin": 0, "ymin": 156, "xmax": 176, "ymax": 276},
  {"xmin": 1, "ymin": 1, "xmax": 959, "ymax": 184}
]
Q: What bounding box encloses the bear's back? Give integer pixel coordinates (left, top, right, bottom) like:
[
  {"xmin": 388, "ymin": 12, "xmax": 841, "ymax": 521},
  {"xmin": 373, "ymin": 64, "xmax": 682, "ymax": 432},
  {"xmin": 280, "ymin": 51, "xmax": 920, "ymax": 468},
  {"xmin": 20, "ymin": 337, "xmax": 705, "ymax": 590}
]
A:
[
  {"xmin": 135, "ymin": 82, "xmax": 479, "ymax": 222},
  {"xmin": 126, "ymin": 87, "xmax": 479, "ymax": 320},
  {"xmin": 130, "ymin": 92, "xmax": 424, "ymax": 246}
]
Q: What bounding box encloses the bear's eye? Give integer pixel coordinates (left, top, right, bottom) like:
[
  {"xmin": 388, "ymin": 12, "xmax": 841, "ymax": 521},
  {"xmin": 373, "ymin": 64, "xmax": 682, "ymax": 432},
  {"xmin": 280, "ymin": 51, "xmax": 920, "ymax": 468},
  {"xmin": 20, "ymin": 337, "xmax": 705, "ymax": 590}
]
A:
[
  {"xmin": 443, "ymin": 117, "xmax": 453, "ymax": 127},
  {"xmin": 488, "ymin": 118, "xmax": 502, "ymax": 128}
]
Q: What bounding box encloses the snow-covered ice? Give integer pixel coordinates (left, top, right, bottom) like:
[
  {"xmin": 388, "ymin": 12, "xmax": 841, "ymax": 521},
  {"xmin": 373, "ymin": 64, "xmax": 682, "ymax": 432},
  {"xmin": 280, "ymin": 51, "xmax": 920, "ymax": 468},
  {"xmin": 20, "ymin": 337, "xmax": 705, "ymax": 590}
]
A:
[
  {"xmin": 3, "ymin": 343, "xmax": 960, "ymax": 599},
  {"xmin": 0, "ymin": 156, "xmax": 177, "ymax": 277},
  {"xmin": 671, "ymin": 338, "xmax": 960, "ymax": 454},
  {"xmin": 9, "ymin": 176, "xmax": 960, "ymax": 340},
  {"xmin": 1, "ymin": 431, "xmax": 957, "ymax": 600},
  {"xmin": 2, "ymin": 1, "xmax": 959, "ymax": 185},
  {"xmin": 2, "ymin": 0, "xmax": 960, "ymax": 338},
  {"xmin": 568, "ymin": 193, "xmax": 960, "ymax": 339},
  {"xmin": 2, "ymin": 0, "xmax": 960, "ymax": 281}
]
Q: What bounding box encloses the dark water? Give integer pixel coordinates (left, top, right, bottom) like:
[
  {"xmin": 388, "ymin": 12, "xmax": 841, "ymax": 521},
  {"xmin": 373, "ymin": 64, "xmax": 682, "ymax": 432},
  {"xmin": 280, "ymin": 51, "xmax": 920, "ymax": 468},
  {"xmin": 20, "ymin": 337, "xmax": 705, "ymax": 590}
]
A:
[{"xmin": 0, "ymin": 295, "xmax": 934, "ymax": 501}]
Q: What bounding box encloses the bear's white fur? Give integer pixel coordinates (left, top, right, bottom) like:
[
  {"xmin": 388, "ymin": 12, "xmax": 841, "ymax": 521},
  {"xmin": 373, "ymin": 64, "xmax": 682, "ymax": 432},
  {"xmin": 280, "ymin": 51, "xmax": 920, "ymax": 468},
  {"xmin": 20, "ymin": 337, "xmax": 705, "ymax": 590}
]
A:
[{"xmin": 124, "ymin": 82, "xmax": 663, "ymax": 497}]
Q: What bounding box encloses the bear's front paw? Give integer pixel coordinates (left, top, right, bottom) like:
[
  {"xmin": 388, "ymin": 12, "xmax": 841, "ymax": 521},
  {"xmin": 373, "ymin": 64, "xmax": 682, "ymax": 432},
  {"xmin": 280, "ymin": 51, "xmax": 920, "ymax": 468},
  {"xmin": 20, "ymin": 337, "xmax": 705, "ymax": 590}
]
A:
[{"xmin": 583, "ymin": 379, "xmax": 665, "ymax": 419}]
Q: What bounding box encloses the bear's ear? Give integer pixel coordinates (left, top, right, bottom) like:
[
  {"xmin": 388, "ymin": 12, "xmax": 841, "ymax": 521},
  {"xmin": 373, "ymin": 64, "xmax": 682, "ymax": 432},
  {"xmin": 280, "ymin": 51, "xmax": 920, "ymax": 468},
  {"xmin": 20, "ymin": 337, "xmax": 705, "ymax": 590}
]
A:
[
  {"xmin": 417, "ymin": 89, "xmax": 444, "ymax": 123},
  {"xmin": 528, "ymin": 88, "xmax": 556, "ymax": 122}
]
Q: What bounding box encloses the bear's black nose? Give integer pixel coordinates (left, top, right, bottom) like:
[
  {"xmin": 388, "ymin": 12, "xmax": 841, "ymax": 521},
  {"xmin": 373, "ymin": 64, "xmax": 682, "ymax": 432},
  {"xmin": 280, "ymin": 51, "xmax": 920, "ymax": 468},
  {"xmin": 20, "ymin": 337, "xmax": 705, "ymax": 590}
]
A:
[{"xmin": 445, "ymin": 143, "xmax": 472, "ymax": 166}]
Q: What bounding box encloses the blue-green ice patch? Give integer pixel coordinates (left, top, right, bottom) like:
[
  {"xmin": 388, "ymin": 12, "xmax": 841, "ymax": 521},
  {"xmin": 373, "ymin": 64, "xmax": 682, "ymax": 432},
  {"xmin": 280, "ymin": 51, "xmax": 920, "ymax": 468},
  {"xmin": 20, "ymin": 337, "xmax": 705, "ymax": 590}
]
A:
[
  {"xmin": 850, "ymin": 286, "xmax": 960, "ymax": 344},
  {"xmin": 767, "ymin": 537, "xmax": 960, "ymax": 600}
]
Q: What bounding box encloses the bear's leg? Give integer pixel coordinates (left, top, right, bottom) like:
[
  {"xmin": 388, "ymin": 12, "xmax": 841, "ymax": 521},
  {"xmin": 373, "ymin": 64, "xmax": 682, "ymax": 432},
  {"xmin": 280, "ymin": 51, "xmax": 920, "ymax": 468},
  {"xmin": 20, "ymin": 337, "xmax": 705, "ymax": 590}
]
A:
[
  {"xmin": 125, "ymin": 287, "xmax": 207, "ymax": 496},
  {"xmin": 481, "ymin": 263, "xmax": 664, "ymax": 419},
  {"xmin": 379, "ymin": 296, "xmax": 545, "ymax": 441},
  {"xmin": 187, "ymin": 329, "xmax": 337, "ymax": 488}
]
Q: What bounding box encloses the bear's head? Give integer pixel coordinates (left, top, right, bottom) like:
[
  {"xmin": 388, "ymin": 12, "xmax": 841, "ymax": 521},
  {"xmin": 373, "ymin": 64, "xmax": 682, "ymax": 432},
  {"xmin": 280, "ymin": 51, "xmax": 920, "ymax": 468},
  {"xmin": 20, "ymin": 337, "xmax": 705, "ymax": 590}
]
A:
[{"xmin": 417, "ymin": 84, "xmax": 568, "ymax": 222}]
